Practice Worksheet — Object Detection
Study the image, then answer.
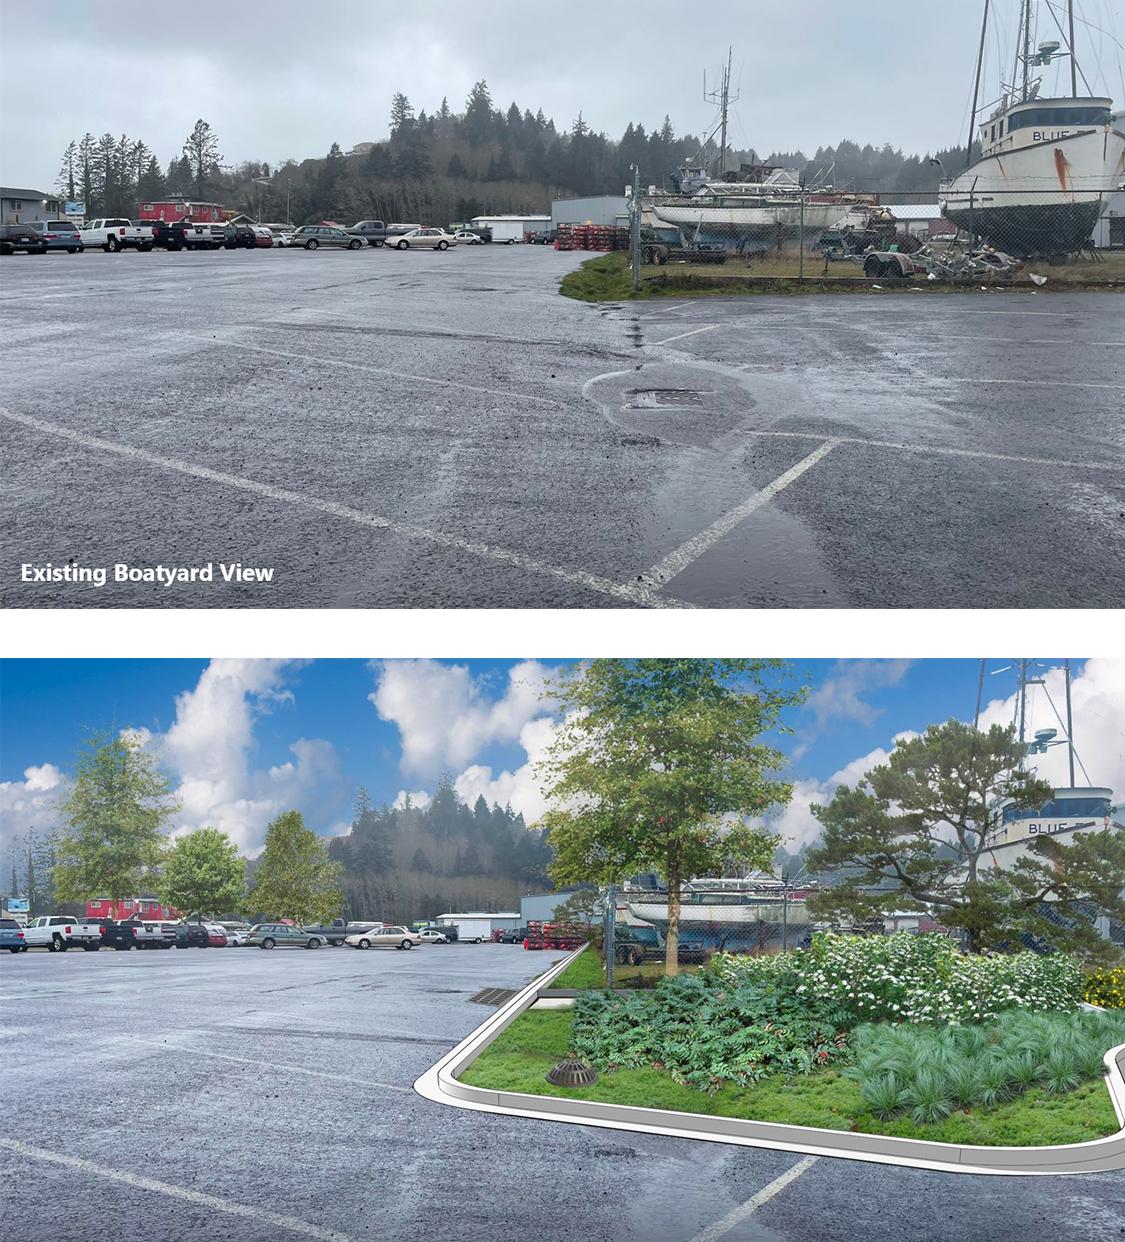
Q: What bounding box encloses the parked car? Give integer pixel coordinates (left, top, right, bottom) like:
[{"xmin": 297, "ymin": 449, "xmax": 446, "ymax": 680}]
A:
[
  {"xmin": 452, "ymin": 230, "xmax": 483, "ymax": 245},
  {"xmin": 193, "ymin": 223, "xmax": 229, "ymax": 249},
  {"xmin": 344, "ymin": 925, "xmax": 422, "ymax": 950},
  {"xmin": 0, "ymin": 918, "xmax": 27, "ymax": 953},
  {"xmin": 347, "ymin": 219, "xmax": 388, "ymax": 247},
  {"xmin": 22, "ymin": 915, "xmax": 102, "ymax": 951},
  {"xmin": 27, "ymin": 220, "xmax": 83, "ymax": 253},
  {"xmin": 80, "ymin": 218, "xmax": 154, "ymax": 252},
  {"xmin": 497, "ymin": 926, "xmax": 530, "ymax": 944},
  {"xmin": 417, "ymin": 928, "xmax": 450, "ymax": 944},
  {"xmin": 526, "ymin": 229, "xmax": 558, "ymax": 245},
  {"xmin": 84, "ymin": 917, "xmax": 164, "ymax": 950},
  {"xmin": 0, "ymin": 223, "xmax": 48, "ymax": 255},
  {"xmin": 300, "ymin": 918, "xmax": 353, "ymax": 945},
  {"xmin": 290, "ymin": 225, "xmax": 362, "ymax": 250},
  {"xmin": 180, "ymin": 922, "xmax": 228, "ymax": 947},
  {"xmin": 219, "ymin": 921, "xmax": 253, "ymax": 945},
  {"xmin": 252, "ymin": 226, "xmax": 275, "ymax": 248},
  {"xmin": 388, "ymin": 227, "xmax": 457, "ymax": 251},
  {"xmin": 247, "ymin": 923, "xmax": 327, "ymax": 949},
  {"xmin": 223, "ymin": 223, "xmax": 256, "ymax": 249}
]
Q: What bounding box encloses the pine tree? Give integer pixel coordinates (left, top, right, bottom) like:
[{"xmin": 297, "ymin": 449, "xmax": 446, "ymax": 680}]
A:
[
  {"xmin": 464, "ymin": 80, "xmax": 493, "ymax": 146},
  {"xmin": 183, "ymin": 119, "xmax": 222, "ymax": 200},
  {"xmin": 57, "ymin": 140, "xmax": 78, "ymax": 202},
  {"xmin": 389, "ymin": 92, "xmax": 415, "ymax": 138}
]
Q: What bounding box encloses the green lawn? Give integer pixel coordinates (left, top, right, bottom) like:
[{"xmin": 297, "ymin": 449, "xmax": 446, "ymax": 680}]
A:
[
  {"xmin": 459, "ymin": 1010, "xmax": 1121, "ymax": 1147},
  {"xmin": 550, "ymin": 950, "xmax": 703, "ymax": 990}
]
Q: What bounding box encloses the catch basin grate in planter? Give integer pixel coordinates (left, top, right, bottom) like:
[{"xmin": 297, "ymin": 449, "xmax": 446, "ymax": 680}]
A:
[{"xmin": 469, "ymin": 987, "xmax": 518, "ymax": 1006}]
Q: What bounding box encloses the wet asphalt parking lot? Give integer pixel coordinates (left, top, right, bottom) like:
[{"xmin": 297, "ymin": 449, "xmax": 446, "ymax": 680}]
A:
[
  {"xmin": 0, "ymin": 245, "xmax": 1122, "ymax": 609},
  {"xmin": 3, "ymin": 946, "xmax": 1125, "ymax": 1242}
]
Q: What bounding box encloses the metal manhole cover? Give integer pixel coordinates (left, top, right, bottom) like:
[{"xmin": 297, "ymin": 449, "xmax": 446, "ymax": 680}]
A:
[
  {"xmin": 624, "ymin": 388, "xmax": 707, "ymax": 410},
  {"xmin": 470, "ymin": 987, "xmax": 518, "ymax": 1006}
]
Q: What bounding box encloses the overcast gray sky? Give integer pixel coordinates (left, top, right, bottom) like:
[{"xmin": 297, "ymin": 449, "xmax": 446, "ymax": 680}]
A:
[{"xmin": 3, "ymin": 0, "xmax": 1122, "ymax": 191}]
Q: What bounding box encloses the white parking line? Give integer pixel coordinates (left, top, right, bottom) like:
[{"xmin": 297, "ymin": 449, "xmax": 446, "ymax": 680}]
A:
[
  {"xmin": 687, "ymin": 1155, "xmax": 818, "ymax": 1242},
  {"xmin": 0, "ymin": 1138, "xmax": 353, "ymax": 1242},
  {"xmin": 642, "ymin": 439, "xmax": 840, "ymax": 588},
  {"xmin": 649, "ymin": 324, "xmax": 719, "ymax": 346},
  {"xmin": 744, "ymin": 428, "xmax": 1120, "ymax": 471},
  {"xmin": 183, "ymin": 333, "xmax": 573, "ymax": 409},
  {"xmin": 0, "ymin": 406, "xmax": 688, "ymax": 610},
  {"xmin": 135, "ymin": 1039, "xmax": 415, "ymax": 1091}
]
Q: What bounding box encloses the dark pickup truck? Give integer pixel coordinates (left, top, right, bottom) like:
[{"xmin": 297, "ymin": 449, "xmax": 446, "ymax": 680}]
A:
[{"xmin": 347, "ymin": 220, "xmax": 388, "ymax": 247}]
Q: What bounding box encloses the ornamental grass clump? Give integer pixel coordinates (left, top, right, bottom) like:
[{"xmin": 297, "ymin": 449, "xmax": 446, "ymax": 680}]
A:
[
  {"xmin": 844, "ymin": 1009, "xmax": 1125, "ymax": 1124},
  {"xmin": 571, "ymin": 973, "xmax": 850, "ymax": 1093},
  {"xmin": 710, "ymin": 932, "xmax": 1084, "ymax": 1025}
]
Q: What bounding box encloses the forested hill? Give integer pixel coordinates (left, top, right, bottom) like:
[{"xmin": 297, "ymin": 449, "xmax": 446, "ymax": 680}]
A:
[
  {"xmin": 326, "ymin": 780, "xmax": 553, "ymax": 925},
  {"xmin": 57, "ymin": 81, "xmax": 975, "ymax": 226}
]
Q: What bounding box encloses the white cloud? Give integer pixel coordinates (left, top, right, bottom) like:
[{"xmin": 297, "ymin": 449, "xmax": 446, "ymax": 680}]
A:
[
  {"xmin": 806, "ymin": 660, "xmax": 913, "ymax": 728},
  {"xmin": 452, "ymin": 715, "xmax": 562, "ymax": 822},
  {"xmin": 0, "ymin": 763, "xmax": 70, "ymax": 881},
  {"xmin": 370, "ymin": 659, "xmax": 555, "ymax": 777},
  {"xmin": 151, "ymin": 660, "xmax": 342, "ymax": 855},
  {"xmin": 393, "ymin": 789, "xmax": 432, "ymax": 811}
]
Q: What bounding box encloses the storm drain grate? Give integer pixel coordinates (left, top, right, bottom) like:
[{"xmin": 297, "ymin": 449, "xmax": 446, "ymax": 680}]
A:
[
  {"xmin": 624, "ymin": 388, "xmax": 707, "ymax": 410},
  {"xmin": 470, "ymin": 987, "xmax": 518, "ymax": 1006}
]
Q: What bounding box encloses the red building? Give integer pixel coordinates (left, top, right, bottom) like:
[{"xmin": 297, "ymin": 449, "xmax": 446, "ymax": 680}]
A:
[
  {"xmin": 137, "ymin": 200, "xmax": 228, "ymax": 223},
  {"xmin": 86, "ymin": 896, "xmax": 181, "ymax": 920}
]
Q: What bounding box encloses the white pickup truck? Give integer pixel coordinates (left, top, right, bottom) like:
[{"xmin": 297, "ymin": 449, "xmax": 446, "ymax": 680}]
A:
[
  {"xmin": 80, "ymin": 217, "xmax": 155, "ymax": 253},
  {"xmin": 23, "ymin": 915, "xmax": 104, "ymax": 952}
]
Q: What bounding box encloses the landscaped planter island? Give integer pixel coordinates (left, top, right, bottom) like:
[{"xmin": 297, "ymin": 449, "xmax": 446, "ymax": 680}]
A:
[{"xmin": 416, "ymin": 937, "xmax": 1125, "ymax": 1175}]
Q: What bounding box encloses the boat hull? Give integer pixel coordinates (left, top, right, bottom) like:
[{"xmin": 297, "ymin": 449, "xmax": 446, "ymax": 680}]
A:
[
  {"xmin": 940, "ymin": 125, "xmax": 1125, "ymax": 255},
  {"xmin": 652, "ymin": 199, "xmax": 842, "ymax": 248}
]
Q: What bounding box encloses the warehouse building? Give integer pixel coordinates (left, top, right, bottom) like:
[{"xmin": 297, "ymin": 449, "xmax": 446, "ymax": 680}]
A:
[
  {"xmin": 551, "ymin": 195, "xmax": 629, "ymax": 230},
  {"xmin": 468, "ymin": 214, "xmax": 550, "ymax": 242}
]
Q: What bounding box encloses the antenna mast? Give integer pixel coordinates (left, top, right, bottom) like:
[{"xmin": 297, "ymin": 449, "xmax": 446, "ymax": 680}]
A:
[
  {"xmin": 703, "ymin": 47, "xmax": 739, "ymax": 178},
  {"xmin": 1064, "ymin": 659, "xmax": 1076, "ymax": 787}
]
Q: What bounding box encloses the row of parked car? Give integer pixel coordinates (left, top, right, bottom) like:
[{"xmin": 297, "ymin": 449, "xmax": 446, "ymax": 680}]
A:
[
  {"xmin": 0, "ymin": 216, "xmax": 495, "ymax": 256},
  {"xmin": 0, "ymin": 914, "xmax": 464, "ymax": 953}
]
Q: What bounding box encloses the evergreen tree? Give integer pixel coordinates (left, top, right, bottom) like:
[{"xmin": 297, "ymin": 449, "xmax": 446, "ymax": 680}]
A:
[
  {"xmin": 446, "ymin": 153, "xmax": 466, "ymax": 178},
  {"xmin": 57, "ymin": 140, "xmax": 78, "ymax": 202},
  {"xmin": 182, "ymin": 119, "xmax": 222, "ymax": 199},
  {"xmin": 389, "ymin": 92, "xmax": 415, "ymax": 138},
  {"xmin": 464, "ymin": 80, "xmax": 494, "ymax": 146}
]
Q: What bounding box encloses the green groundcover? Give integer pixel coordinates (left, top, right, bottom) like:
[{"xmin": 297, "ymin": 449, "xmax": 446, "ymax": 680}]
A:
[{"xmin": 459, "ymin": 1009, "xmax": 1121, "ymax": 1148}]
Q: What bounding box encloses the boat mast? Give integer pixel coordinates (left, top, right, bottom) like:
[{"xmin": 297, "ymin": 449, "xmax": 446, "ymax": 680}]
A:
[
  {"xmin": 1020, "ymin": 0, "xmax": 1033, "ymax": 101},
  {"xmin": 703, "ymin": 47, "xmax": 737, "ymax": 179},
  {"xmin": 1064, "ymin": 659, "xmax": 1077, "ymax": 787},
  {"xmin": 965, "ymin": 0, "xmax": 990, "ymax": 168},
  {"xmin": 1017, "ymin": 658, "xmax": 1029, "ymax": 747},
  {"xmin": 1068, "ymin": 0, "xmax": 1077, "ymax": 97}
]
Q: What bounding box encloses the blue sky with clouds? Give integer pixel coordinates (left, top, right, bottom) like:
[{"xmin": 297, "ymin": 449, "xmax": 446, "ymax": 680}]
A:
[{"xmin": 2, "ymin": 658, "xmax": 1119, "ymax": 871}]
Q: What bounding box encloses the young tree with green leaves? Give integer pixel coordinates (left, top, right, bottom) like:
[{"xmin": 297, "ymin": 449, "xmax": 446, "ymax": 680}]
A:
[
  {"xmin": 536, "ymin": 659, "xmax": 802, "ymax": 976},
  {"xmin": 249, "ymin": 811, "xmax": 343, "ymax": 925},
  {"xmin": 158, "ymin": 828, "xmax": 246, "ymax": 925},
  {"xmin": 54, "ymin": 733, "xmax": 179, "ymax": 907},
  {"xmin": 806, "ymin": 720, "xmax": 1125, "ymax": 958}
]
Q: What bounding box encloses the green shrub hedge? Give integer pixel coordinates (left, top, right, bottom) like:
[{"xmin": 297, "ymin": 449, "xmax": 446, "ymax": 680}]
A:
[{"xmin": 710, "ymin": 933, "xmax": 1083, "ymax": 1025}]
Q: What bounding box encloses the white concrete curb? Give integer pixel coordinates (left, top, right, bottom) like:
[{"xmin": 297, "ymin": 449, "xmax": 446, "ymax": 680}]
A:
[{"xmin": 414, "ymin": 946, "xmax": 1125, "ymax": 1176}]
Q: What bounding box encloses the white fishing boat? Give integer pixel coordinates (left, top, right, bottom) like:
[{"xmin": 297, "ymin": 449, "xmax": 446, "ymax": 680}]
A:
[
  {"xmin": 624, "ymin": 875, "xmax": 813, "ymax": 949},
  {"xmin": 651, "ymin": 167, "xmax": 869, "ymax": 247},
  {"xmin": 939, "ymin": 1, "xmax": 1125, "ymax": 255}
]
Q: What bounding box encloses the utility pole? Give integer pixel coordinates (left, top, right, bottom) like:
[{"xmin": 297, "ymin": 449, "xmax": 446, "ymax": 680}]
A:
[
  {"xmin": 630, "ymin": 163, "xmax": 642, "ymax": 292},
  {"xmin": 1064, "ymin": 659, "xmax": 1076, "ymax": 788}
]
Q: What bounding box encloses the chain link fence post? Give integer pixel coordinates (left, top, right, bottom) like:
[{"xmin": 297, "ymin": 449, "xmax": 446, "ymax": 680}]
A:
[
  {"xmin": 603, "ymin": 883, "xmax": 617, "ymax": 988},
  {"xmin": 630, "ymin": 165, "xmax": 642, "ymax": 293}
]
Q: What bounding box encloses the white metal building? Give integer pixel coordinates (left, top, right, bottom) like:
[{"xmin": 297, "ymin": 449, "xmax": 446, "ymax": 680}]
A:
[
  {"xmin": 551, "ymin": 195, "xmax": 629, "ymax": 229},
  {"xmin": 468, "ymin": 215, "xmax": 550, "ymax": 243},
  {"xmin": 436, "ymin": 911, "xmax": 520, "ymax": 941}
]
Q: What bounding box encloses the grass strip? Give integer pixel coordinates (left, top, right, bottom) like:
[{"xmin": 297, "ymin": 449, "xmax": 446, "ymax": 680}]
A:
[{"xmin": 459, "ymin": 1010, "xmax": 1121, "ymax": 1147}]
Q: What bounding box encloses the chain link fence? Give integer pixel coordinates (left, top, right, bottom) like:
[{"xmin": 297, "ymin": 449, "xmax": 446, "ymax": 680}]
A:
[{"xmin": 612, "ymin": 185, "xmax": 1124, "ymax": 291}]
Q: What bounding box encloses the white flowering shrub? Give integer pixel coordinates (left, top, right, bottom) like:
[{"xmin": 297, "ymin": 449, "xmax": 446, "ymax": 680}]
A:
[{"xmin": 710, "ymin": 933, "xmax": 1083, "ymax": 1025}]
